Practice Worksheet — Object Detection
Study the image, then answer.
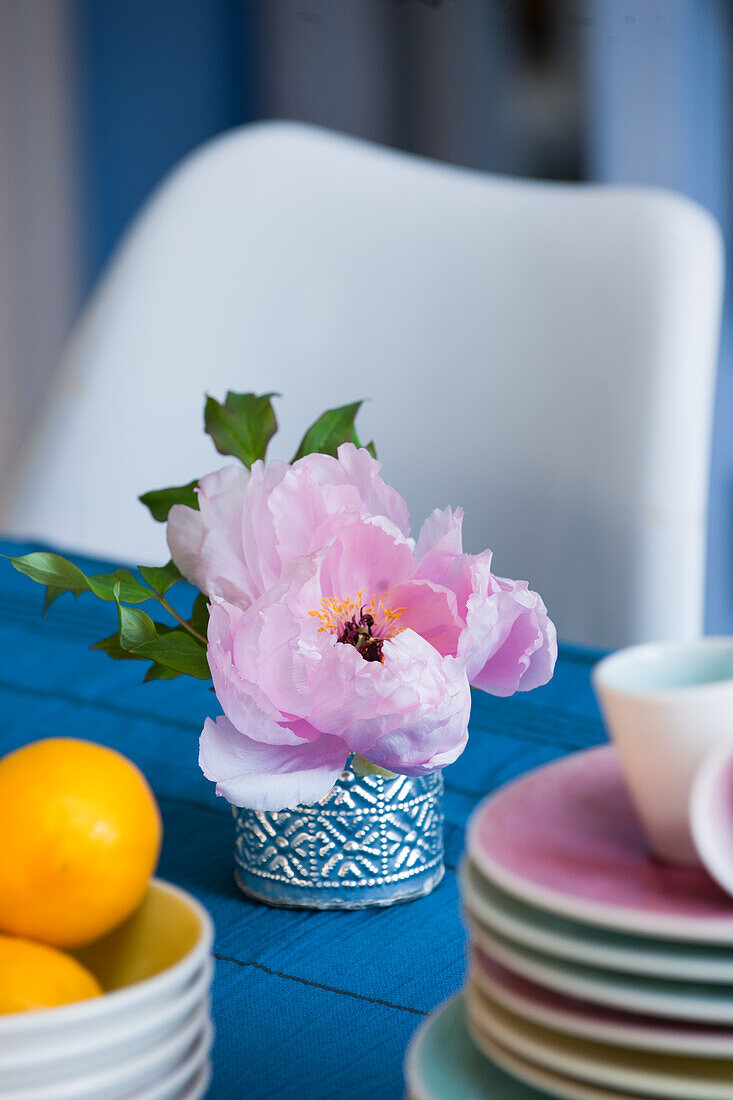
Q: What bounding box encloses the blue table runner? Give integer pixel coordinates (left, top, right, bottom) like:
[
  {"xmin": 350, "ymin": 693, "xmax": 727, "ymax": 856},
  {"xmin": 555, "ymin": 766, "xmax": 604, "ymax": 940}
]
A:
[{"xmin": 0, "ymin": 539, "xmax": 606, "ymax": 1099}]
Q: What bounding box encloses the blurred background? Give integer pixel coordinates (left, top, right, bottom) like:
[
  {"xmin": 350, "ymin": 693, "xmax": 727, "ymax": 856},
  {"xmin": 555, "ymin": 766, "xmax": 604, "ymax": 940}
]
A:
[{"xmin": 0, "ymin": 0, "xmax": 730, "ymax": 630}]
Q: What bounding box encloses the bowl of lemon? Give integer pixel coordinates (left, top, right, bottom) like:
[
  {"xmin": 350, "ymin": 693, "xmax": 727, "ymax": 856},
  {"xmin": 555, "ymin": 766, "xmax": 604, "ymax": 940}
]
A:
[{"xmin": 0, "ymin": 738, "xmax": 213, "ymax": 1100}]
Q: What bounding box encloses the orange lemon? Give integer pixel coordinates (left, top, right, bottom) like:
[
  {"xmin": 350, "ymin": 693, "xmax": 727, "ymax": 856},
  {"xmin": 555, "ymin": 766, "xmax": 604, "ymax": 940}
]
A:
[
  {"xmin": 0, "ymin": 738, "xmax": 162, "ymax": 947},
  {"xmin": 0, "ymin": 934, "xmax": 102, "ymax": 1013}
]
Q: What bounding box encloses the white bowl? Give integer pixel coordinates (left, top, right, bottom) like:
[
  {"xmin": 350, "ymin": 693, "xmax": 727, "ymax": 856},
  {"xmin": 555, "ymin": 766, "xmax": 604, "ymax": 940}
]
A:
[
  {"xmin": 136, "ymin": 1032, "xmax": 212, "ymax": 1100},
  {"xmin": 0, "ymin": 960, "xmax": 212, "ymax": 1086},
  {"xmin": 0, "ymin": 1008, "xmax": 213, "ymax": 1100},
  {"xmin": 181, "ymin": 1064, "xmax": 213, "ymax": 1100},
  {"xmin": 593, "ymin": 637, "xmax": 733, "ymax": 865},
  {"xmin": 0, "ymin": 878, "xmax": 213, "ymax": 1052},
  {"xmin": 0, "ymin": 878, "xmax": 214, "ymax": 1095}
]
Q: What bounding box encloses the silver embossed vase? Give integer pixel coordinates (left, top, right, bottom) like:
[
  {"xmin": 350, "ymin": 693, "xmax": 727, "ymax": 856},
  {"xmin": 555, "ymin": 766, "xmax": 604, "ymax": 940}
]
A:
[{"xmin": 232, "ymin": 760, "xmax": 444, "ymax": 909}]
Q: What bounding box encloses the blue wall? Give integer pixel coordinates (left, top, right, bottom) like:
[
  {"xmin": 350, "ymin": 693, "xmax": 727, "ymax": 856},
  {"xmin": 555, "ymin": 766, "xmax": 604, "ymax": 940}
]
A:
[
  {"xmin": 75, "ymin": 0, "xmax": 258, "ymax": 288},
  {"xmin": 587, "ymin": 0, "xmax": 732, "ymax": 633}
]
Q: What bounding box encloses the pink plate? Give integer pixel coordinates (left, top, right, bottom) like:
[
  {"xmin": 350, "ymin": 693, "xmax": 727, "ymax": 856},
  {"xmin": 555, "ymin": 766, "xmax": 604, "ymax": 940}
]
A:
[
  {"xmin": 467, "ymin": 746, "xmax": 733, "ymax": 942},
  {"xmin": 471, "ymin": 949, "xmax": 733, "ymax": 1057}
]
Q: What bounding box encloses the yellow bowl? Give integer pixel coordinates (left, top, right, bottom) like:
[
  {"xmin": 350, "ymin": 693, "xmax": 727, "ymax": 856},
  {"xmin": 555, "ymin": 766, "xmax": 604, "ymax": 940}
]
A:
[{"xmin": 0, "ymin": 878, "xmax": 213, "ymax": 1045}]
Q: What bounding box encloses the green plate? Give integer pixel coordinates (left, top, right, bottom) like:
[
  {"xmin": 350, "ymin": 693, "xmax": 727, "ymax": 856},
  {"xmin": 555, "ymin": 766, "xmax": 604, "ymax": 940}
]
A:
[{"xmin": 405, "ymin": 994, "xmax": 546, "ymax": 1099}]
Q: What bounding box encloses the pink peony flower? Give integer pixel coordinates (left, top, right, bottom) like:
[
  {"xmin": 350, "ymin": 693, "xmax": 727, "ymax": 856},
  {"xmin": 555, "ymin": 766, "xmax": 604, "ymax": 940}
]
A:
[
  {"xmin": 168, "ymin": 445, "xmax": 556, "ymax": 810},
  {"xmin": 166, "ymin": 445, "xmax": 409, "ymax": 606}
]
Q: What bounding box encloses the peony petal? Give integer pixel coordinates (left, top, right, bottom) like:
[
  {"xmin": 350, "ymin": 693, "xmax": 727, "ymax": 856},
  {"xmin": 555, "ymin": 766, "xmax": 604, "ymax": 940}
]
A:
[
  {"xmin": 515, "ymin": 613, "xmax": 558, "ymax": 691},
  {"xmin": 233, "ymin": 598, "xmax": 313, "ymax": 718},
  {"xmin": 460, "ymin": 572, "xmax": 557, "ymax": 696},
  {"xmin": 266, "ymin": 445, "xmax": 411, "ymax": 572},
  {"xmin": 238, "ymin": 459, "xmax": 290, "ymax": 595},
  {"xmin": 315, "ymin": 515, "xmax": 416, "ymax": 603},
  {"xmin": 342, "ymin": 629, "xmax": 471, "ymax": 769},
  {"xmin": 207, "ymin": 601, "xmax": 306, "ymax": 743},
  {"xmin": 381, "ymin": 579, "xmax": 463, "ymax": 657},
  {"xmin": 366, "ymin": 719, "xmax": 468, "ymax": 776},
  {"xmin": 413, "ymin": 513, "xmax": 481, "ymax": 621},
  {"xmin": 335, "ymin": 443, "xmax": 411, "ymax": 536},
  {"xmin": 269, "ymin": 466, "xmax": 364, "ymax": 566},
  {"xmin": 415, "ymin": 506, "xmax": 464, "ymax": 561},
  {"xmin": 199, "ymin": 716, "xmax": 348, "ymax": 810},
  {"xmin": 167, "ymin": 465, "xmax": 259, "ymax": 606}
]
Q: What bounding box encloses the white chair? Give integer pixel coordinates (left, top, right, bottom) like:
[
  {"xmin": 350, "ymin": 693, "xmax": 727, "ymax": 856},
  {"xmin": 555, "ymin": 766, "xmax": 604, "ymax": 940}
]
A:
[{"xmin": 1, "ymin": 122, "xmax": 723, "ymax": 649}]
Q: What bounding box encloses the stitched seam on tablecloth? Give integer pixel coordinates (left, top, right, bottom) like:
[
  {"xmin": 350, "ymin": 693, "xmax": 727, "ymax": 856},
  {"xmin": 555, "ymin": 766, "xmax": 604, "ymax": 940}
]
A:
[{"xmin": 213, "ymin": 953, "xmax": 428, "ymax": 1015}]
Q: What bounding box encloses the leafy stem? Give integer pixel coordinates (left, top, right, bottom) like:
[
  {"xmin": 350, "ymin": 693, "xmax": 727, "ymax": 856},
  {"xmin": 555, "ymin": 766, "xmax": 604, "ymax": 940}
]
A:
[
  {"xmin": 156, "ymin": 594, "xmax": 207, "ymax": 644},
  {"xmin": 8, "ymin": 392, "xmax": 375, "ymax": 683}
]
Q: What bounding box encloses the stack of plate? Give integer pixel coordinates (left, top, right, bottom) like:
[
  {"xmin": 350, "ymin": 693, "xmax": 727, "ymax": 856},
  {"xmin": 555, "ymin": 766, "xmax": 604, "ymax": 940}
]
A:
[
  {"xmin": 0, "ymin": 879, "xmax": 214, "ymax": 1100},
  {"xmin": 407, "ymin": 746, "xmax": 733, "ymax": 1100}
]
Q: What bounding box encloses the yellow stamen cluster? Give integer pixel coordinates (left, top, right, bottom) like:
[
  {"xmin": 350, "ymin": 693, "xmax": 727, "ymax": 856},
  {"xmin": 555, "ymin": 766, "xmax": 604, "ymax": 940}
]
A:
[{"xmin": 308, "ymin": 589, "xmax": 406, "ymax": 638}]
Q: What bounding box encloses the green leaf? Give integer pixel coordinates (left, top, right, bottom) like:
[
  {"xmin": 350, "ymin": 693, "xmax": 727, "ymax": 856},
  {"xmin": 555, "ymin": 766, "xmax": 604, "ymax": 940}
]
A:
[
  {"xmin": 139, "ymin": 480, "xmax": 199, "ymax": 522},
  {"xmin": 133, "ymin": 630, "xmax": 211, "ymax": 679},
  {"xmin": 10, "ymin": 552, "xmax": 89, "ymax": 594},
  {"xmin": 364, "ymin": 441, "xmax": 377, "ymax": 459},
  {"xmin": 187, "ymin": 592, "xmax": 209, "ymax": 636},
  {"xmin": 9, "ymin": 554, "xmax": 154, "ymax": 607},
  {"xmin": 86, "ymin": 568, "xmax": 153, "ymax": 603},
  {"xmin": 139, "ymin": 560, "xmax": 182, "ymax": 595},
  {"xmin": 42, "ymin": 586, "xmax": 65, "ymax": 616},
  {"xmin": 292, "ymin": 401, "xmax": 364, "ymax": 461},
  {"xmin": 9, "ymin": 553, "xmax": 154, "ymax": 611},
  {"xmin": 115, "ymin": 591, "xmax": 159, "ymax": 652},
  {"xmin": 143, "ymin": 662, "xmax": 182, "ymax": 682},
  {"xmin": 91, "ymin": 621, "xmax": 176, "ymax": 663},
  {"xmin": 111, "ymin": 586, "xmax": 208, "ymax": 677},
  {"xmin": 91, "ymin": 631, "xmax": 148, "ymax": 662},
  {"xmin": 350, "ymin": 753, "xmax": 397, "ymax": 780},
  {"xmin": 204, "ymin": 391, "xmax": 279, "ymax": 468}
]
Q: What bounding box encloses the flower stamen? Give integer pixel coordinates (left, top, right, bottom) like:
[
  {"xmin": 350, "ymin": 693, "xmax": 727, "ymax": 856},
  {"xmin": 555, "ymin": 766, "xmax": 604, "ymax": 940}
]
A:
[
  {"xmin": 338, "ymin": 609, "xmax": 384, "ymax": 663},
  {"xmin": 308, "ymin": 592, "xmax": 406, "ymax": 661}
]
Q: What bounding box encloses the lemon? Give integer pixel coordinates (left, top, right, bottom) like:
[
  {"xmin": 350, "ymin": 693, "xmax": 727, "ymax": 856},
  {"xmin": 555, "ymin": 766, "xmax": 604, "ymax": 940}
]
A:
[
  {"xmin": 0, "ymin": 738, "xmax": 162, "ymax": 947},
  {"xmin": 0, "ymin": 934, "xmax": 102, "ymax": 1013}
]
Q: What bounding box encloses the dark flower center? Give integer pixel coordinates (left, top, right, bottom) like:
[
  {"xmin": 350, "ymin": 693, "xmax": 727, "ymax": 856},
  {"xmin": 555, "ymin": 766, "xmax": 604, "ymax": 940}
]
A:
[{"xmin": 338, "ymin": 610, "xmax": 384, "ymax": 663}]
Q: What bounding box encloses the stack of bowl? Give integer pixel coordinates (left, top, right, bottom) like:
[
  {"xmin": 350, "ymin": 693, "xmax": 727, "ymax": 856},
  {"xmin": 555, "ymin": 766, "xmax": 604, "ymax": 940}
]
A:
[{"xmin": 0, "ymin": 879, "xmax": 214, "ymax": 1100}]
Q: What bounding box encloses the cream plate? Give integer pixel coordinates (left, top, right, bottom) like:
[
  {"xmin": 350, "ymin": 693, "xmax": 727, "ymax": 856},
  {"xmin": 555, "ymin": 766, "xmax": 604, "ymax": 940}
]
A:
[
  {"xmin": 477, "ymin": 1031, "xmax": 650, "ymax": 1100},
  {"xmin": 461, "ymin": 859, "xmax": 733, "ymax": 981},
  {"xmin": 467, "ymin": 983, "xmax": 733, "ymax": 1099},
  {"xmin": 469, "ymin": 919, "xmax": 733, "ymax": 1022},
  {"xmin": 471, "ymin": 950, "xmax": 733, "ymax": 1057}
]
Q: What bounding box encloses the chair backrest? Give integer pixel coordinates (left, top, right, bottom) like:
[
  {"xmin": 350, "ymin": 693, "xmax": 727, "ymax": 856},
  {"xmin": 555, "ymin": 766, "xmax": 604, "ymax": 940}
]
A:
[{"xmin": 1, "ymin": 122, "xmax": 723, "ymax": 649}]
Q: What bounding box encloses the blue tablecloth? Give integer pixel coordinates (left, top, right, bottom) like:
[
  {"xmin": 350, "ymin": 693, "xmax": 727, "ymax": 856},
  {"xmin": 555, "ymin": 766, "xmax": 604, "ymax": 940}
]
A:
[{"xmin": 0, "ymin": 539, "xmax": 607, "ymax": 1099}]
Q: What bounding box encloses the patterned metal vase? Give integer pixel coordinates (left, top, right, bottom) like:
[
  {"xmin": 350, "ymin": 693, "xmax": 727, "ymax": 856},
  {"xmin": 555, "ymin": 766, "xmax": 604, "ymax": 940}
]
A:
[{"xmin": 232, "ymin": 761, "xmax": 444, "ymax": 909}]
